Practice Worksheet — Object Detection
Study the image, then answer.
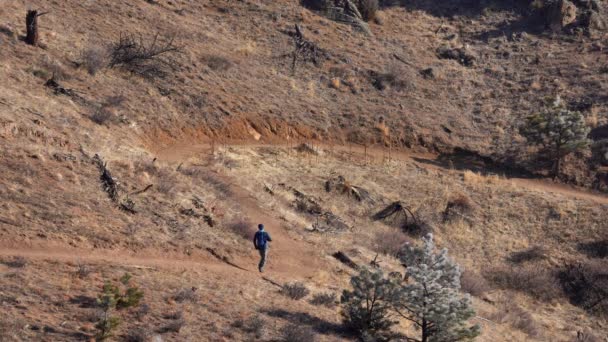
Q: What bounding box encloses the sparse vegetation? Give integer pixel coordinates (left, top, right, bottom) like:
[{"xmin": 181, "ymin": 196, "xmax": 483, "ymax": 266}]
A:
[
  {"xmin": 559, "ymin": 261, "xmax": 608, "ymax": 317},
  {"xmin": 173, "ymin": 287, "xmax": 199, "ymax": 303},
  {"xmin": 281, "ymin": 323, "xmax": 317, "ymax": 342},
  {"xmin": 310, "ymin": 292, "xmax": 338, "ymax": 308},
  {"xmin": 81, "ymin": 46, "xmax": 109, "ymax": 75},
  {"xmin": 373, "ymin": 230, "xmax": 410, "ymax": 257},
  {"xmin": 2, "ymin": 256, "xmax": 27, "ymax": 268},
  {"xmin": 484, "ymin": 264, "xmax": 561, "ymax": 301},
  {"xmin": 281, "ymin": 282, "xmax": 310, "ymax": 300},
  {"xmin": 460, "ymin": 269, "xmax": 491, "ymax": 297}
]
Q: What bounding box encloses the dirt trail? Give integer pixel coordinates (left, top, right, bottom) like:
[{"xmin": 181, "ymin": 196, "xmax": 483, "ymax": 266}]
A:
[{"xmin": 155, "ymin": 140, "xmax": 608, "ymax": 205}]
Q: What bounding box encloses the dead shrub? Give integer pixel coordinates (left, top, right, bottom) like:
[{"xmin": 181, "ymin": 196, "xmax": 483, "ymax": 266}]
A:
[
  {"xmin": 281, "ymin": 282, "xmax": 310, "ymax": 300},
  {"xmin": 507, "ymin": 246, "xmax": 548, "ymax": 264},
  {"xmin": 158, "ymin": 311, "xmax": 185, "ymax": 333},
  {"xmin": 125, "ymin": 327, "xmax": 152, "ymax": 342},
  {"xmin": 460, "ymin": 269, "xmax": 491, "ymax": 297},
  {"xmin": 483, "ymin": 264, "xmax": 561, "ymax": 301},
  {"xmin": 238, "ymin": 315, "xmax": 265, "ymax": 339},
  {"xmin": 172, "ymin": 287, "xmax": 198, "ymax": 303},
  {"xmin": 356, "ymin": 0, "xmax": 379, "ymax": 22},
  {"xmin": 81, "ymin": 46, "xmax": 109, "ymax": 75},
  {"xmin": 90, "ymin": 107, "xmax": 113, "ymax": 125},
  {"xmin": 310, "ymin": 292, "xmax": 337, "ymax": 308},
  {"xmin": 109, "ymin": 32, "xmax": 181, "ymax": 79},
  {"xmin": 443, "ymin": 194, "xmax": 474, "ymax": 222},
  {"xmin": 559, "ymin": 261, "xmax": 608, "ymax": 317},
  {"xmin": 204, "ymin": 55, "xmax": 233, "ymax": 71},
  {"xmin": 76, "ymin": 262, "xmax": 91, "ymax": 279},
  {"xmin": 403, "ymin": 217, "xmax": 433, "ymax": 238},
  {"xmin": 2, "ymin": 256, "xmax": 27, "ymax": 268},
  {"xmin": 373, "ymin": 230, "xmax": 411, "ymax": 257},
  {"xmin": 281, "ymin": 324, "xmax": 317, "ymax": 342},
  {"xmin": 228, "ymin": 220, "xmax": 255, "ymax": 240}
]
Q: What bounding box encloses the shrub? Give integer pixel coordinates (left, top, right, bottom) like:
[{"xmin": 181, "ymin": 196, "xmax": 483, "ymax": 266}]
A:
[
  {"xmin": 396, "ymin": 234, "xmax": 480, "ymax": 341},
  {"xmin": 204, "ymin": 55, "xmax": 233, "ymax": 71},
  {"xmin": 310, "ymin": 292, "xmax": 337, "ymax": 308},
  {"xmin": 460, "ymin": 269, "xmax": 491, "ymax": 297},
  {"xmin": 484, "ymin": 264, "xmax": 561, "ymax": 301},
  {"xmin": 2, "ymin": 256, "xmax": 27, "ymax": 268},
  {"xmin": 172, "ymin": 287, "xmax": 198, "ymax": 303},
  {"xmin": 125, "ymin": 327, "xmax": 152, "ymax": 342},
  {"xmin": 507, "ymin": 246, "xmax": 548, "ymax": 264},
  {"xmin": 520, "ymin": 96, "xmax": 590, "ymax": 178},
  {"xmin": 281, "ymin": 282, "xmax": 310, "ymax": 300},
  {"xmin": 228, "ymin": 220, "xmax": 255, "ymax": 240},
  {"xmin": 374, "ymin": 230, "xmax": 411, "ymax": 257},
  {"xmin": 281, "ymin": 324, "xmax": 317, "ymax": 342},
  {"xmin": 490, "ymin": 300, "xmax": 540, "ymax": 337},
  {"xmin": 158, "ymin": 311, "xmax": 186, "ymax": 333},
  {"xmin": 81, "ymin": 46, "xmax": 109, "ymax": 75},
  {"xmin": 341, "ymin": 268, "xmax": 399, "ymax": 340},
  {"xmin": 95, "ymin": 273, "xmax": 144, "ymax": 340},
  {"xmin": 108, "ymin": 33, "xmax": 181, "ymax": 79},
  {"xmin": 90, "ymin": 107, "xmax": 113, "ymax": 125},
  {"xmin": 402, "ymin": 217, "xmax": 433, "ymax": 238},
  {"xmin": 559, "ymin": 261, "xmax": 608, "ymax": 317},
  {"xmin": 356, "ymin": 0, "xmax": 379, "ymax": 22},
  {"xmin": 239, "ymin": 315, "xmax": 265, "ymax": 339},
  {"xmin": 443, "ymin": 194, "xmax": 475, "ymax": 222}
]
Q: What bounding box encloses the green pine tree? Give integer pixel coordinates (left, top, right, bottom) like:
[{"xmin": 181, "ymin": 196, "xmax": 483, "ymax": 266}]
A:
[
  {"xmin": 341, "ymin": 267, "xmax": 400, "ymax": 341},
  {"xmin": 521, "ymin": 96, "xmax": 590, "ymax": 178},
  {"xmin": 395, "ymin": 234, "xmax": 480, "ymax": 342}
]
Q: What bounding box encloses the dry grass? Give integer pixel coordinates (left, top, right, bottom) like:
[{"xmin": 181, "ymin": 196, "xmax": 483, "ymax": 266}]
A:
[
  {"xmin": 460, "ymin": 269, "xmax": 491, "ymax": 297},
  {"xmin": 483, "ymin": 264, "xmax": 562, "ymax": 301},
  {"xmin": 373, "ymin": 229, "xmax": 411, "ymax": 257}
]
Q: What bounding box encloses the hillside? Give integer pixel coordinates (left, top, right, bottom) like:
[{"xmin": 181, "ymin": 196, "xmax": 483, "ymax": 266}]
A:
[{"xmin": 1, "ymin": 0, "xmax": 608, "ymax": 341}]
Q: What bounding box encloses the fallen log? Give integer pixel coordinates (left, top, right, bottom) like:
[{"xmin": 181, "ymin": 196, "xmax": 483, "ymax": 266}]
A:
[{"xmin": 332, "ymin": 251, "xmax": 358, "ymax": 270}]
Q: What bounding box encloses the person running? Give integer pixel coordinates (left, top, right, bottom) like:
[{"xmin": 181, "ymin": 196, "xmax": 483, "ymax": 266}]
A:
[{"xmin": 253, "ymin": 224, "xmax": 272, "ymax": 273}]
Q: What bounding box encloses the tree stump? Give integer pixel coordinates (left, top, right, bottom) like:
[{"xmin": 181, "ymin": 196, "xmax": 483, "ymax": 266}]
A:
[{"xmin": 25, "ymin": 10, "xmax": 39, "ymax": 46}]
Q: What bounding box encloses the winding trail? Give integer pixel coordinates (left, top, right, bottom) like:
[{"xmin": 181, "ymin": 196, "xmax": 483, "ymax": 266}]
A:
[
  {"xmin": 2, "ymin": 140, "xmax": 606, "ymax": 283},
  {"xmin": 156, "ymin": 140, "xmax": 608, "ymax": 205}
]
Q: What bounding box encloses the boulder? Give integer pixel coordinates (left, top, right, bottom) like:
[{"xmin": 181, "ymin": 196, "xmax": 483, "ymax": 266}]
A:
[{"xmin": 547, "ymin": 0, "xmax": 578, "ymax": 31}]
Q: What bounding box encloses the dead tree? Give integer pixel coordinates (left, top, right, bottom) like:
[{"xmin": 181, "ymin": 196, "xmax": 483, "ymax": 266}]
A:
[
  {"xmin": 291, "ymin": 24, "xmax": 326, "ymax": 75},
  {"xmin": 93, "ymin": 154, "xmax": 119, "ymax": 202},
  {"xmin": 372, "ymin": 201, "xmax": 417, "ymax": 227},
  {"xmin": 25, "ymin": 10, "xmax": 47, "ymax": 46}
]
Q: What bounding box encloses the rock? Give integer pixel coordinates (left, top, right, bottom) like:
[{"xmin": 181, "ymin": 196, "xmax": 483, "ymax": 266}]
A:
[
  {"xmin": 547, "ymin": 0, "xmax": 578, "ymax": 31},
  {"xmin": 436, "ymin": 45, "xmax": 475, "ymax": 67},
  {"xmin": 420, "ymin": 68, "xmax": 435, "ymax": 79}
]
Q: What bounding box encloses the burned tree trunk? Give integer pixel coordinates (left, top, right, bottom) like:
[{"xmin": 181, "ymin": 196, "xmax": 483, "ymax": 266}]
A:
[{"xmin": 25, "ymin": 10, "xmax": 40, "ymax": 46}]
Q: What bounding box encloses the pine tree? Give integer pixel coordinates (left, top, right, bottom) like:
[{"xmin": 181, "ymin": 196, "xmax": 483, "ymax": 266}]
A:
[
  {"xmin": 341, "ymin": 267, "xmax": 400, "ymax": 341},
  {"xmin": 521, "ymin": 96, "xmax": 590, "ymax": 178},
  {"xmin": 395, "ymin": 234, "xmax": 480, "ymax": 342}
]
